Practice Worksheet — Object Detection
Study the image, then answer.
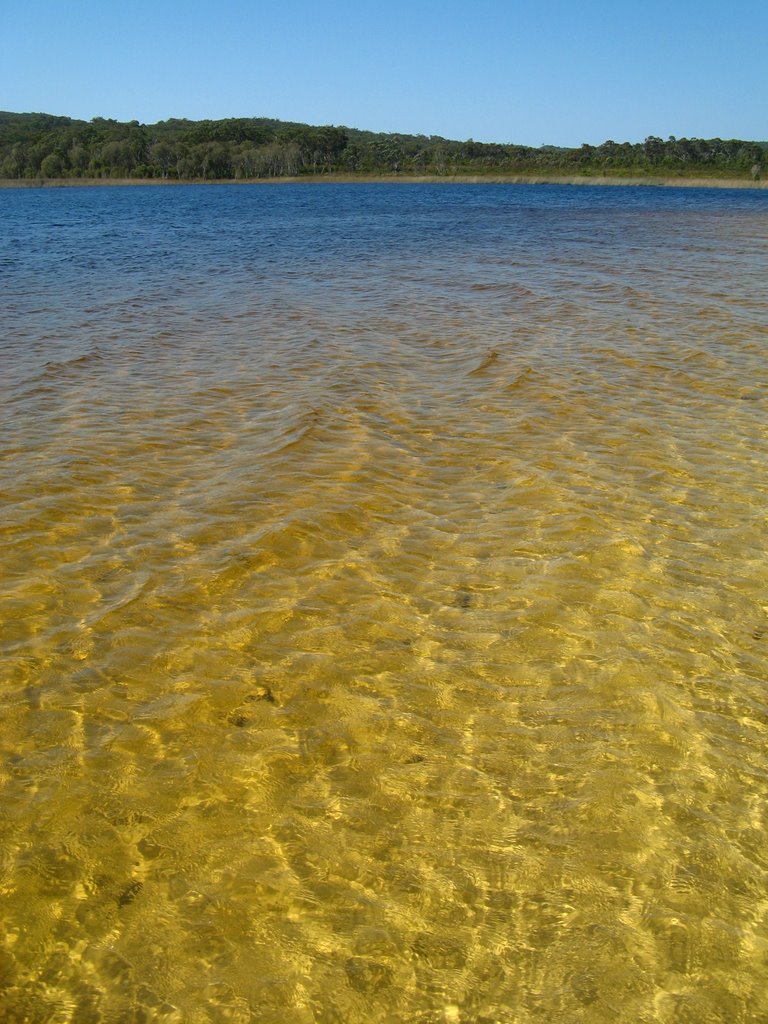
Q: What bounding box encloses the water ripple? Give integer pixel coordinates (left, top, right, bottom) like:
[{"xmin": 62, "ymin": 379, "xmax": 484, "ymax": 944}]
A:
[{"xmin": 1, "ymin": 183, "xmax": 767, "ymax": 1022}]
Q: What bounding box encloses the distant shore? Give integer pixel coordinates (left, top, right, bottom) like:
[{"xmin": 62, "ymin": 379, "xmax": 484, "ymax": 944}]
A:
[{"xmin": 1, "ymin": 173, "xmax": 765, "ymax": 190}]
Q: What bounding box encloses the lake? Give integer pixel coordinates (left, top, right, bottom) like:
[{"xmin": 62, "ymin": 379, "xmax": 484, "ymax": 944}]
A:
[{"xmin": 2, "ymin": 182, "xmax": 768, "ymax": 1023}]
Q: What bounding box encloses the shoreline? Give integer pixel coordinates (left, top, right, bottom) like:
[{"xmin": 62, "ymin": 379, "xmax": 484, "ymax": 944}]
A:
[{"xmin": 1, "ymin": 173, "xmax": 765, "ymax": 191}]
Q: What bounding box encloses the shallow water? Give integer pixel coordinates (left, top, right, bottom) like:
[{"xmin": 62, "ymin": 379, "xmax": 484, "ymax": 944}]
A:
[{"xmin": 2, "ymin": 183, "xmax": 768, "ymax": 1023}]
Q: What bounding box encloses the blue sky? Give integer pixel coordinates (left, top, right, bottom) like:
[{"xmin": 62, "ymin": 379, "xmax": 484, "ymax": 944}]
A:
[{"xmin": 1, "ymin": 0, "xmax": 765, "ymax": 146}]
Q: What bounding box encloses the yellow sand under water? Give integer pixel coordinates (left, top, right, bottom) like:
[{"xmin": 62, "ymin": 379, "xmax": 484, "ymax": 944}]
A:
[{"xmin": 1, "ymin": 185, "xmax": 767, "ymax": 1022}]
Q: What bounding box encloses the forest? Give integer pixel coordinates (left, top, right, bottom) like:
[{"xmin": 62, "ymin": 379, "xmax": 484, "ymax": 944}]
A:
[{"xmin": 0, "ymin": 111, "xmax": 764, "ymax": 182}]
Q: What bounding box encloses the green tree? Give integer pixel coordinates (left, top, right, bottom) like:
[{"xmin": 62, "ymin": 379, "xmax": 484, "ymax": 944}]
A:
[
  {"xmin": 150, "ymin": 140, "xmax": 176, "ymax": 178},
  {"xmin": 40, "ymin": 151, "xmax": 65, "ymax": 177}
]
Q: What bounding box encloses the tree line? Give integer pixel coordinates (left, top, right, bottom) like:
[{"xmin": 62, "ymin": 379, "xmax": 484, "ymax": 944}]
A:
[{"xmin": 0, "ymin": 111, "xmax": 764, "ymax": 181}]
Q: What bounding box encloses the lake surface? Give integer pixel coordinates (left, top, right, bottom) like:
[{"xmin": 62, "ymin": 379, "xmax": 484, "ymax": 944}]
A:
[{"xmin": 2, "ymin": 182, "xmax": 768, "ymax": 1023}]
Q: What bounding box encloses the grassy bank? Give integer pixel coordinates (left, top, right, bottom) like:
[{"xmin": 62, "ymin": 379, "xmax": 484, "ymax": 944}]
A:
[{"xmin": 1, "ymin": 173, "xmax": 766, "ymax": 190}]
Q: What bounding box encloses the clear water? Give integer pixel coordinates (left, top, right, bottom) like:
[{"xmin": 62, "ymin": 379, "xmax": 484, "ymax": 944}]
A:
[{"xmin": 2, "ymin": 183, "xmax": 768, "ymax": 1023}]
